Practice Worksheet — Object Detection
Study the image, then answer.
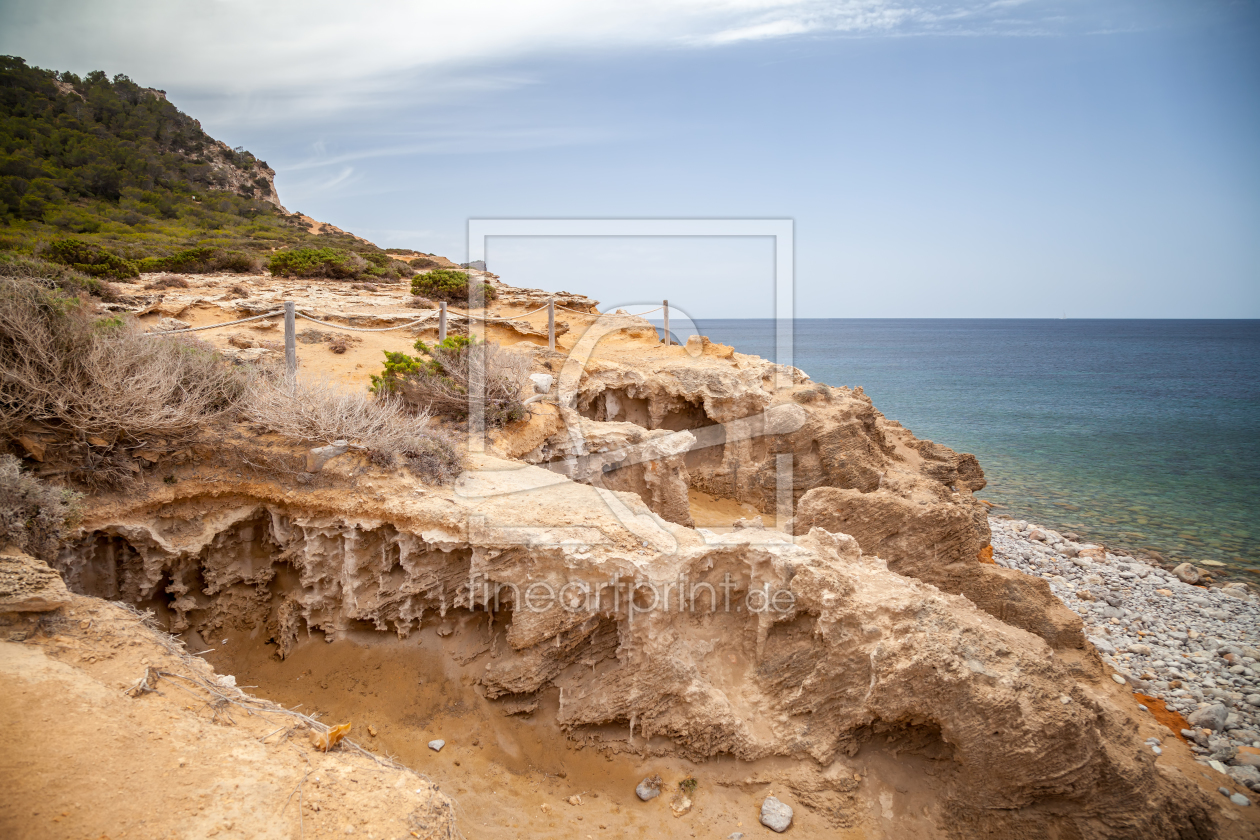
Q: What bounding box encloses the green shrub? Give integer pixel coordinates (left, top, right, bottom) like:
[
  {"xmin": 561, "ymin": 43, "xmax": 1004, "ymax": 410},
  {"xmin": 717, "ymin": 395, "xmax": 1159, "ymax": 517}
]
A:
[
  {"xmin": 411, "ymin": 269, "xmax": 496, "ymax": 304},
  {"xmin": 268, "ymin": 247, "xmax": 364, "ymax": 279},
  {"xmin": 138, "ymin": 246, "xmax": 261, "ymax": 274},
  {"xmin": 0, "ymin": 454, "xmax": 81, "ymax": 562},
  {"xmin": 0, "ymin": 253, "xmax": 114, "ymax": 298},
  {"xmin": 269, "ymin": 247, "xmax": 410, "ymax": 281},
  {"xmin": 370, "ymin": 335, "xmax": 527, "ymax": 427},
  {"xmin": 361, "ymin": 251, "xmax": 412, "ymax": 279},
  {"xmin": 44, "ymin": 238, "xmax": 139, "ymax": 280}
]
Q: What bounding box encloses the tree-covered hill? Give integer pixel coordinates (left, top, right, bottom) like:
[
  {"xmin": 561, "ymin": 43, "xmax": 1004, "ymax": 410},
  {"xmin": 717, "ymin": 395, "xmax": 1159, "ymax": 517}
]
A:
[{"xmin": 0, "ymin": 55, "xmax": 414, "ymax": 281}]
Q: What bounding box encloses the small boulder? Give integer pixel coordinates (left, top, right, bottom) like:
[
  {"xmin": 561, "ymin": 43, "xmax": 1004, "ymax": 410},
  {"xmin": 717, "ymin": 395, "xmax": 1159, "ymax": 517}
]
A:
[
  {"xmin": 1188, "ymin": 704, "xmax": 1229, "ymax": 732},
  {"xmin": 1172, "ymin": 563, "xmax": 1201, "ymax": 584},
  {"xmin": 1229, "ymin": 765, "xmax": 1260, "ymax": 786},
  {"xmin": 1091, "ymin": 637, "xmax": 1117, "ymax": 656},
  {"xmin": 636, "ymin": 775, "xmax": 662, "ymax": 801},
  {"xmin": 529, "ymin": 373, "xmax": 554, "ymax": 394},
  {"xmin": 306, "ymin": 440, "xmax": 350, "ymax": 472},
  {"xmin": 760, "ymin": 796, "xmax": 793, "ymax": 833},
  {"xmin": 428, "ymin": 740, "xmax": 445, "ymax": 752},
  {"xmin": 154, "ymin": 317, "xmax": 191, "ymax": 332}
]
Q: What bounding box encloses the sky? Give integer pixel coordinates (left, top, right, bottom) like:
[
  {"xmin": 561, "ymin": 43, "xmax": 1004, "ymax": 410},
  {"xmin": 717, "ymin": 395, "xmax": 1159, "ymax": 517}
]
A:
[{"xmin": 2, "ymin": 0, "xmax": 1258, "ymax": 318}]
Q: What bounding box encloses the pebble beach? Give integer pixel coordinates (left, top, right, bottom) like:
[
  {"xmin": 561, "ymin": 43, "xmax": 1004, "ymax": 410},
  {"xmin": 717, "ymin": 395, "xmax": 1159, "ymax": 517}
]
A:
[{"xmin": 990, "ymin": 515, "xmax": 1260, "ymax": 800}]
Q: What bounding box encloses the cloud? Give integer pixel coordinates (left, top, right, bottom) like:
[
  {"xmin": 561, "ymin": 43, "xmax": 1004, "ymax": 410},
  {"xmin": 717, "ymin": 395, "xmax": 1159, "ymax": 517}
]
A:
[
  {"xmin": 0, "ymin": 0, "xmax": 1132, "ymax": 101},
  {"xmin": 705, "ymin": 18, "xmax": 816, "ymax": 44}
]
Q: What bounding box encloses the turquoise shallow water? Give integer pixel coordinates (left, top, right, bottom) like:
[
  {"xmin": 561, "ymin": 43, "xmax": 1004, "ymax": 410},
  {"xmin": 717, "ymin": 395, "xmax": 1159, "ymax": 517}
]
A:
[{"xmin": 678, "ymin": 319, "xmax": 1260, "ymax": 575}]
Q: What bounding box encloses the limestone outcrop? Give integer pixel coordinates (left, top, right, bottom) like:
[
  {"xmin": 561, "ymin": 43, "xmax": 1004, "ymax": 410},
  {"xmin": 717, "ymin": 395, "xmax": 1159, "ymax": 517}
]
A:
[
  {"xmin": 504, "ymin": 319, "xmax": 1077, "ymax": 648},
  {"xmin": 791, "ymin": 486, "xmax": 1086, "ymax": 650},
  {"xmin": 54, "ymin": 463, "xmax": 1217, "ymax": 838}
]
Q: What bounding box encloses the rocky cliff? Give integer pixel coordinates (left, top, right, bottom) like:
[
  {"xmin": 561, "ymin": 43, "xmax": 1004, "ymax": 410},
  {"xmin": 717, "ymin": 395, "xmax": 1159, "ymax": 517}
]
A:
[{"xmin": 21, "ymin": 271, "xmax": 1247, "ymax": 837}]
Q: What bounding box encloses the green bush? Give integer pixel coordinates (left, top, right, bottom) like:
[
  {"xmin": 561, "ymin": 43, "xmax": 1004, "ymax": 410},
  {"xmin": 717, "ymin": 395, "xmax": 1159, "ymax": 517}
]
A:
[
  {"xmin": 411, "ymin": 269, "xmax": 496, "ymax": 304},
  {"xmin": 268, "ymin": 247, "xmax": 363, "ymax": 279},
  {"xmin": 269, "ymin": 247, "xmax": 410, "ymax": 281},
  {"xmin": 138, "ymin": 246, "xmax": 261, "ymax": 274},
  {"xmin": 44, "ymin": 238, "xmax": 139, "ymax": 280},
  {"xmin": 361, "ymin": 251, "xmax": 413, "ymax": 279}
]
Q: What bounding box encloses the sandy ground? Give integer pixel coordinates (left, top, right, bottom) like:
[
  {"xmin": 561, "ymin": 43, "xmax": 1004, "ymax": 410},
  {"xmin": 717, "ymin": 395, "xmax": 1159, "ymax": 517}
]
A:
[
  {"xmin": 197, "ymin": 622, "xmax": 942, "ymax": 840},
  {"xmin": 0, "ymin": 596, "xmax": 454, "ymax": 840},
  {"xmin": 688, "ymin": 488, "xmax": 765, "ymax": 532},
  {"xmin": 130, "ymin": 273, "xmax": 719, "ymax": 395},
  {"xmin": 134, "ymin": 275, "xmax": 564, "ymax": 392}
]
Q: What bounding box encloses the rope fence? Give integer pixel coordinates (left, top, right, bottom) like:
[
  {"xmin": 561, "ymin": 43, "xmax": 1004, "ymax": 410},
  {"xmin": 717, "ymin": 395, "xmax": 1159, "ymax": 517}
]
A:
[
  {"xmin": 148, "ymin": 296, "xmax": 679, "ymax": 374},
  {"xmin": 154, "ymin": 309, "xmax": 285, "ymax": 334}
]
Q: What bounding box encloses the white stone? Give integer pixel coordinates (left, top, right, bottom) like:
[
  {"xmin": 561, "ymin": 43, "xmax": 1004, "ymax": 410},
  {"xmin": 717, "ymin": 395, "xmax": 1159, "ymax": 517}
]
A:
[{"xmin": 760, "ymin": 797, "xmax": 793, "ymax": 833}]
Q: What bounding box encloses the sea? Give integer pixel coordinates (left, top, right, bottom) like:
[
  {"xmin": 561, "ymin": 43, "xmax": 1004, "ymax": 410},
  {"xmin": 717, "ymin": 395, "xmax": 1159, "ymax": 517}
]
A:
[{"xmin": 668, "ymin": 319, "xmax": 1260, "ymax": 576}]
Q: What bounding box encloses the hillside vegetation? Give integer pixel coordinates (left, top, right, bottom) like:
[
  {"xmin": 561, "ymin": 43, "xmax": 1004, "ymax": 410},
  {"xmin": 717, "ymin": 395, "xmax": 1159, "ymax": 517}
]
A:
[{"xmin": 0, "ymin": 55, "xmax": 411, "ymax": 281}]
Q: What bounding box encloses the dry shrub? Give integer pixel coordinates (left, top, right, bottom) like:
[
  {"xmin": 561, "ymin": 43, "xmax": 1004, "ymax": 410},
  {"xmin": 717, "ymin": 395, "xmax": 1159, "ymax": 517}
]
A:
[
  {"xmin": 245, "ymin": 376, "xmax": 463, "ymax": 483},
  {"xmin": 144, "ymin": 274, "xmax": 190, "ymax": 290},
  {"xmin": 371, "ymin": 336, "xmax": 529, "ymax": 427},
  {"xmin": 0, "ymin": 277, "xmax": 249, "ymax": 457},
  {"xmin": 0, "ymin": 454, "xmax": 80, "ymax": 562},
  {"xmin": 223, "ymin": 283, "xmax": 251, "ymax": 299}
]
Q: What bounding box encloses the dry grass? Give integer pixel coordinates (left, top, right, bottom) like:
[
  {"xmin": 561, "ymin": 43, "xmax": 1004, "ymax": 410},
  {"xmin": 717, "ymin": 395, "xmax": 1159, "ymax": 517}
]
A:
[
  {"xmin": 245, "ymin": 376, "xmax": 463, "ymax": 483},
  {"xmin": 0, "ymin": 278, "xmax": 249, "ymax": 477}
]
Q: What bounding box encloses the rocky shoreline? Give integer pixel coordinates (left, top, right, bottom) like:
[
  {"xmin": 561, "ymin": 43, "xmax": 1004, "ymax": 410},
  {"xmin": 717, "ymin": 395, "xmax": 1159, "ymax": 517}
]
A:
[{"xmin": 990, "ymin": 514, "xmax": 1260, "ymax": 798}]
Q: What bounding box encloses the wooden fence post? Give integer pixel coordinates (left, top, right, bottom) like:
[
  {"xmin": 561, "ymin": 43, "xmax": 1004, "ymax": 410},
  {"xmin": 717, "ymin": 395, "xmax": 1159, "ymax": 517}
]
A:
[
  {"xmin": 663, "ymin": 299, "xmax": 669, "ymax": 346},
  {"xmin": 439, "ymin": 301, "xmax": 447, "ymax": 342},
  {"xmin": 548, "ymin": 298, "xmax": 555, "ymax": 352},
  {"xmin": 284, "ymin": 301, "xmax": 296, "ymax": 377}
]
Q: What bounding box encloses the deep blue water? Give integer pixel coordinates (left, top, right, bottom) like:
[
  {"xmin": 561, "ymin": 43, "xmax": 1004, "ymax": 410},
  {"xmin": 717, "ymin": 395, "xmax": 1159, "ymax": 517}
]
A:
[{"xmin": 670, "ymin": 319, "xmax": 1260, "ymax": 573}]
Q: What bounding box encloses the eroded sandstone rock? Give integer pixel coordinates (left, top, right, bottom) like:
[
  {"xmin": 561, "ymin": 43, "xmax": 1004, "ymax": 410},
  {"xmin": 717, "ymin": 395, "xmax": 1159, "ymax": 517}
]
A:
[
  {"xmin": 54, "ymin": 464, "xmax": 1215, "ymax": 838},
  {"xmin": 0, "ymin": 549, "xmax": 71, "ymax": 612}
]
